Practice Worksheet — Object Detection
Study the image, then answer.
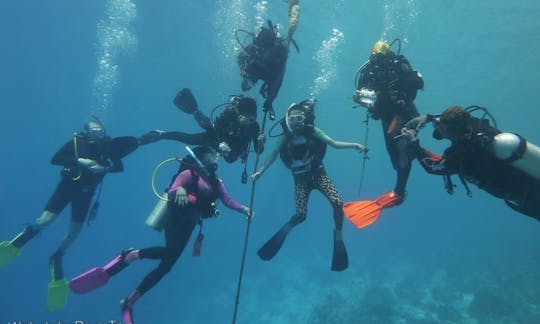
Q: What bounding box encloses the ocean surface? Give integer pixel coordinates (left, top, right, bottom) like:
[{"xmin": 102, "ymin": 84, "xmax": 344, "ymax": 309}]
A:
[{"xmin": 1, "ymin": 1, "xmax": 539, "ymax": 323}]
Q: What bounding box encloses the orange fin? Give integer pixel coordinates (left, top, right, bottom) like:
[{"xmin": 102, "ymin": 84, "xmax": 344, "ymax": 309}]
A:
[
  {"xmin": 343, "ymin": 200, "xmax": 382, "ymax": 229},
  {"xmin": 343, "ymin": 191, "xmax": 403, "ymax": 229}
]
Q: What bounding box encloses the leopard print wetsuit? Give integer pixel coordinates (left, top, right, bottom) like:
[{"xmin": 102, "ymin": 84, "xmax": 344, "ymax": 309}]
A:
[{"xmin": 289, "ymin": 166, "xmax": 344, "ymax": 230}]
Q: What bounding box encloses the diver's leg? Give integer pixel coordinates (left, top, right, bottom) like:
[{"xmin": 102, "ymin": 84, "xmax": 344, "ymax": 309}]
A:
[
  {"xmin": 290, "ymin": 175, "xmax": 312, "ymax": 226},
  {"xmin": 257, "ymin": 176, "xmax": 311, "ymax": 261},
  {"xmin": 314, "ymin": 170, "xmax": 344, "ymax": 230},
  {"xmin": 9, "ymin": 180, "xmax": 70, "ymax": 249},
  {"xmin": 135, "ymin": 214, "xmax": 195, "ymax": 295},
  {"xmin": 393, "ymin": 136, "xmax": 413, "ymax": 199},
  {"xmin": 120, "ymin": 214, "xmax": 195, "ymax": 323},
  {"xmin": 286, "ymin": 1, "xmax": 300, "ymax": 45},
  {"xmin": 315, "ymin": 170, "xmax": 348, "ymax": 271}
]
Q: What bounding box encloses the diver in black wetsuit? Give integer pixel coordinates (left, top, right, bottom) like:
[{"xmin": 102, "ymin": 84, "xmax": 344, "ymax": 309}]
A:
[
  {"xmin": 237, "ymin": 1, "xmax": 300, "ymax": 120},
  {"xmin": 343, "ymin": 40, "xmax": 424, "ymax": 230},
  {"xmin": 353, "ymin": 39, "xmax": 424, "ymax": 204},
  {"xmin": 0, "ymin": 121, "xmax": 139, "ymax": 303},
  {"xmin": 402, "ymin": 105, "xmax": 540, "ymax": 220},
  {"xmin": 139, "ymin": 89, "xmax": 264, "ymax": 164}
]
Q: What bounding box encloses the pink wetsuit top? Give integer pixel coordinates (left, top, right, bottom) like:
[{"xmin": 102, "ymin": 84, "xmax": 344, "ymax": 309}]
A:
[{"xmin": 168, "ymin": 169, "xmax": 244, "ymax": 212}]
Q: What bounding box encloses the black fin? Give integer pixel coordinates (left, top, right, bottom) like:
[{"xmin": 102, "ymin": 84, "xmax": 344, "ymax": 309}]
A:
[
  {"xmin": 331, "ymin": 231, "xmax": 348, "ymax": 271},
  {"xmin": 173, "ymin": 88, "xmax": 198, "ymax": 114},
  {"xmin": 257, "ymin": 222, "xmax": 292, "ymax": 261}
]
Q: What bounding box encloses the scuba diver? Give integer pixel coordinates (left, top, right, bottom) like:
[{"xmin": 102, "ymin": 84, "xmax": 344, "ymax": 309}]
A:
[
  {"xmin": 399, "ymin": 105, "xmax": 540, "ymax": 221},
  {"xmin": 139, "ymin": 88, "xmax": 264, "ymax": 166},
  {"xmin": 236, "ymin": 0, "xmax": 301, "ymax": 120},
  {"xmin": 70, "ymin": 146, "xmax": 252, "ymax": 324},
  {"xmin": 345, "ymin": 39, "xmax": 424, "ymax": 228},
  {"xmin": 252, "ymin": 99, "xmax": 366, "ymax": 271},
  {"xmin": 0, "ymin": 120, "xmax": 139, "ymax": 311}
]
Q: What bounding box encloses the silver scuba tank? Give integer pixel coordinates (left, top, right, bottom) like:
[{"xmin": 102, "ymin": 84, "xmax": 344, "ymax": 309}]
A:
[
  {"xmin": 492, "ymin": 133, "xmax": 540, "ymax": 180},
  {"xmin": 145, "ymin": 194, "xmax": 168, "ymax": 231}
]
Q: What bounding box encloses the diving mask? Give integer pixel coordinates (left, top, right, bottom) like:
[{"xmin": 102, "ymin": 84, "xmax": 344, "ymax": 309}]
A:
[{"xmin": 287, "ymin": 113, "xmax": 306, "ymax": 125}]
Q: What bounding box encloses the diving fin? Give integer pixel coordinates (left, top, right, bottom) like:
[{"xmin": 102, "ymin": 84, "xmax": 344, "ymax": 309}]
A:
[
  {"xmin": 47, "ymin": 279, "xmax": 69, "ymax": 312},
  {"xmin": 257, "ymin": 222, "xmax": 293, "ymax": 261},
  {"xmin": 173, "ymin": 88, "xmax": 198, "ymax": 114},
  {"xmin": 0, "ymin": 241, "xmax": 20, "ymax": 269},
  {"xmin": 70, "ymin": 250, "xmax": 132, "ymax": 294},
  {"xmin": 331, "ymin": 230, "xmax": 348, "ymax": 271},
  {"xmin": 47, "ymin": 251, "xmax": 68, "ymax": 311},
  {"xmin": 70, "ymin": 267, "xmax": 112, "ymax": 294},
  {"xmin": 343, "ymin": 191, "xmax": 402, "ymax": 229}
]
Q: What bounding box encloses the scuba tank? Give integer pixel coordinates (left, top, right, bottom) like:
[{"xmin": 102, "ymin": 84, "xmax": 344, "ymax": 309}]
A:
[
  {"xmin": 492, "ymin": 133, "xmax": 540, "ymax": 181},
  {"xmin": 145, "ymin": 194, "xmax": 168, "ymax": 232},
  {"xmin": 145, "ymin": 146, "xmax": 211, "ymax": 231}
]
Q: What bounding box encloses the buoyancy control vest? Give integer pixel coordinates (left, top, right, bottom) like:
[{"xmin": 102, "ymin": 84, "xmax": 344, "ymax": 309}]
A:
[{"xmin": 279, "ymin": 123, "xmax": 327, "ymax": 175}]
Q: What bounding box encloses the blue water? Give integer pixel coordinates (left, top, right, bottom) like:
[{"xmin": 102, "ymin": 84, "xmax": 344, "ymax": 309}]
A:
[{"xmin": 1, "ymin": 0, "xmax": 540, "ymax": 323}]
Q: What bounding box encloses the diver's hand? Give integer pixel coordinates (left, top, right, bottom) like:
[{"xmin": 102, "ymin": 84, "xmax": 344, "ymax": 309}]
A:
[
  {"xmin": 251, "ymin": 170, "xmax": 263, "ymax": 182},
  {"xmin": 256, "ymin": 134, "xmax": 266, "ymax": 152},
  {"xmin": 77, "ymin": 158, "xmax": 106, "ymax": 174},
  {"xmin": 400, "ymin": 128, "xmax": 418, "ymax": 142},
  {"xmin": 263, "ymin": 101, "xmax": 276, "ymax": 120},
  {"xmin": 242, "ymin": 206, "xmax": 254, "ymax": 220},
  {"xmin": 174, "ymin": 187, "xmax": 189, "ymax": 206},
  {"xmin": 138, "ymin": 130, "xmax": 165, "ymax": 145},
  {"xmin": 218, "ymin": 142, "xmax": 231, "ymax": 156},
  {"xmin": 257, "ymin": 134, "xmax": 266, "ymax": 145},
  {"xmin": 354, "ymin": 143, "xmax": 367, "ymax": 153},
  {"xmin": 404, "ymin": 115, "xmax": 429, "ymax": 132}
]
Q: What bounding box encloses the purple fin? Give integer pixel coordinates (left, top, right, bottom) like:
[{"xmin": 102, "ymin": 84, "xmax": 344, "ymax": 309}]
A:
[{"xmin": 70, "ymin": 255, "xmax": 122, "ymax": 294}]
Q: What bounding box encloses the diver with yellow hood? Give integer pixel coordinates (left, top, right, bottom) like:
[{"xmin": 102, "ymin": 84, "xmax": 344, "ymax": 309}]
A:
[{"xmin": 345, "ymin": 39, "xmax": 424, "ymax": 228}]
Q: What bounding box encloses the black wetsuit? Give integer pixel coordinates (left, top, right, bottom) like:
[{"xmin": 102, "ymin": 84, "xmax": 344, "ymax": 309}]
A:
[
  {"xmin": 238, "ymin": 40, "xmax": 288, "ymax": 113},
  {"xmin": 131, "ymin": 169, "xmax": 244, "ymax": 294},
  {"xmin": 356, "ymin": 52, "xmax": 424, "ymax": 197},
  {"xmin": 413, "ymin": 121, "xmax": 540, "ymax": 220},
  {"xmin": 45, "ymin": 135, "xmax": 124, "ymax": 223},
  {"xmin": 149, "ymin": 109, "xmax": 262, "ymax": 163}
]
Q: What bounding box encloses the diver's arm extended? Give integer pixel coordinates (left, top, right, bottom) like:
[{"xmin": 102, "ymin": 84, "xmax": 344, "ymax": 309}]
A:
[
  {"xmin": 313, "ymin": 128, "xmax": 366, "ymax": 152},
  {"xmin": 51, "ymin": 140, "xmax": 77, "ymax": 166},
  {"xmin": 252, "ymin": 135, "xmax": 286, "ymax": 180},
  {"xmin": 138, "ymin": 130, "xmax": 212, "ymax": 146},
  {"xmin": 411, "ymin": 141, "xmax": 452, "ymax": 175}
]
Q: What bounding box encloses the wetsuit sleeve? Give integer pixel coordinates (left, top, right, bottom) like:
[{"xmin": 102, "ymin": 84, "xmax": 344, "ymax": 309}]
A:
[
  {"xmin": 412, "ymin": 142, "xmax": 452, "ymax": 175},
  {"xmin": 167, "ymin": 169, "xmax": 193, "ymax": 199},
  {"xmin": 106, "ymin": 159, "xmax": 124, "ymax": 173},
  {"xmin": 313, "ymin": 128, "xmax": 331, "ymax": 143},
  {"xmin": 51, "ymin": 140, "xmax": 77, "ymax": 166},
  {"xmin": 397, "ymin": 56, "xmax": 424, "ymax": 91},
  {"xmin": 216, "ymin": 178, "xmax": 245, "ymax": 212}
]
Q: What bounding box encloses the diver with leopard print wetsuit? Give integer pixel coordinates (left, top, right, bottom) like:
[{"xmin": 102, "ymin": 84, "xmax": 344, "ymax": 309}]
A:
[{"xmin": 252, "ymin": 99, "xmax": 366, "ymax": 271}]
